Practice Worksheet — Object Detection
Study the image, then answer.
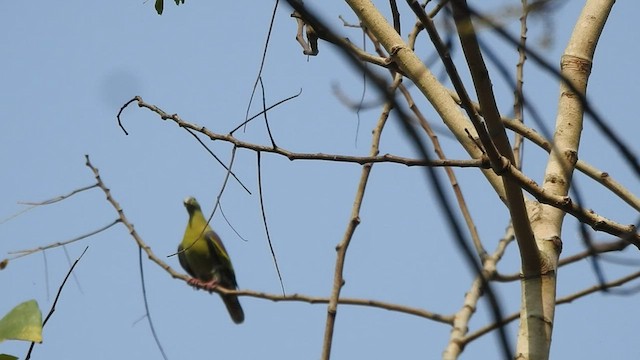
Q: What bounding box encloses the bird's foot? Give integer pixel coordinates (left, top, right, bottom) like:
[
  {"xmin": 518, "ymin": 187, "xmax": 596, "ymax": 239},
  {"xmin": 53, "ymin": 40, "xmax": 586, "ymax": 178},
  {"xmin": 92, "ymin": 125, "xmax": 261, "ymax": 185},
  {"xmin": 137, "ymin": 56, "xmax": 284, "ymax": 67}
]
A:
[
  {"xmin": 201, "ymin": 279, "xmax": 219, "ymax": 292},
  {"xmin": 187, "ymin": 278, "xmax": 219, "ymax": 292}
]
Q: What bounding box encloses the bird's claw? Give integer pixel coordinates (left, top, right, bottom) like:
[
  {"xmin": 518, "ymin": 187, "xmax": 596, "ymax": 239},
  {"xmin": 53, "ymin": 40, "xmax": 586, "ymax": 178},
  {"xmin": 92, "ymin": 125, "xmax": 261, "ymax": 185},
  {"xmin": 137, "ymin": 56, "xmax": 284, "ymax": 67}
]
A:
[{"xmin": 187, "ymin": 278, "xmax": 219, "ymax": 292}]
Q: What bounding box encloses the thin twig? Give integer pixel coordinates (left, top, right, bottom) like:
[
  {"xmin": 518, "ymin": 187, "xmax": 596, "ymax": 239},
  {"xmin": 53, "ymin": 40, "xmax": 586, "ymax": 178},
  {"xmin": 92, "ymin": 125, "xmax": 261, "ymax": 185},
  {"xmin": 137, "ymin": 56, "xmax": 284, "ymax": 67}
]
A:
[
  {"xmin": 182, "ymin": 128, "xmax": 251, "ymax": 195},
  {"xmin": 322, "ymin": 74, "xmax": 401, "ymax": 360},
  {"xmin": 495, "ymin": 238, "xmax": 630, "ymax": 282},
  {"xmin": 218, "ymin": 201, "xmax": 248, "ymax": 242},
  {"xmin": 25, "ymin": 247, "xmax": 88, "ymax": 360},
  {"xmin": 138, "ymin": 247, "xmax": 169, "ymax": 360},
  {"xmin": 401, "ymin": 83, "xmax": 487, "ymax": 262},
  {"xmin": 258, "ymin": 77, "xmax": 277, "ymax": 148},
  {"xmin": 244, "ymin": 0, "xmax": 280, "ymax": 129},
  {"xmin": 207, "ymin": 145, "xmax": 247, "ymax": 241},
  {"xmin": 511, "ymin": 0, "xmax": 528, "ymax": 169},
  {"xmin": 257, "ymin": 152, "xmax": 286, "ymax": 295},
  {"xmin": 231, "ymin": 89, "xmax": 302, "ymax": 135},
  {"xmin": 9, "ymin": 220, "xmax": 120, "ymax": 260},
  {"xmin": 1, "ymin": 184, "xmax": 98, "ymax": 225},
  {"xmin": 19, "ymin": 184, "xmax": 99, "ymax": 206},
  {"xmin": 62, "ymin": 245, "xmax": 83, "ymax": 294}
]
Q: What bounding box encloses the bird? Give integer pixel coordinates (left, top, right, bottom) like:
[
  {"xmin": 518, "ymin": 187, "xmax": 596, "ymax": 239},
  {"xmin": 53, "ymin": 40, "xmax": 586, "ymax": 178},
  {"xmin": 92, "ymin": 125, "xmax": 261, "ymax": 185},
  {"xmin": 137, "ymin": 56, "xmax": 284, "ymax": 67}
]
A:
[{"xmin": 178, "ymin": 196, "xmax": 244, "ymax": 324}]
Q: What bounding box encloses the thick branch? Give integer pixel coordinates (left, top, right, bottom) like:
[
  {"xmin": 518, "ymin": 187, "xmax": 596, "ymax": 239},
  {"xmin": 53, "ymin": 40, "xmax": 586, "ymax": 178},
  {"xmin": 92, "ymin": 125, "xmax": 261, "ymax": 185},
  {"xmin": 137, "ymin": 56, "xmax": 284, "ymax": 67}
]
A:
[
  {"xmin": 345, "ymin": 0, "xmax": 508, "ymax": 201},
  {"xmin": 450, "ymin": 0, "xmax": 540, "ymax": 277}
]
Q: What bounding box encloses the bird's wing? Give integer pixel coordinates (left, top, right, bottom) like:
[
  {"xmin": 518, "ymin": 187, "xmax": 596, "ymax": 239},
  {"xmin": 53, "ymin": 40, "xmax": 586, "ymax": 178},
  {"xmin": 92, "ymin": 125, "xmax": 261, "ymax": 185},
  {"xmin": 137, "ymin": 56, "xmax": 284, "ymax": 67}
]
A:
[
  {"xmin": 177, "ymin": 243, "xmax": 196, "ymax": 278},
  {"xmin": 204, "ymin": 230, "xmax": 238, "ymax": 288}
]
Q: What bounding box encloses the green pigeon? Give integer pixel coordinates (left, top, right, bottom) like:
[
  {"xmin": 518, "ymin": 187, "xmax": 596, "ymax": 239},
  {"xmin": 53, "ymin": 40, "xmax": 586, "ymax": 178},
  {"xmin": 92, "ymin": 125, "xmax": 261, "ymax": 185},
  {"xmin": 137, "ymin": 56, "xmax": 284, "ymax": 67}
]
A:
[{"xmin": 178, "ymin": 196, "xmax": 244, "ymax": 324}]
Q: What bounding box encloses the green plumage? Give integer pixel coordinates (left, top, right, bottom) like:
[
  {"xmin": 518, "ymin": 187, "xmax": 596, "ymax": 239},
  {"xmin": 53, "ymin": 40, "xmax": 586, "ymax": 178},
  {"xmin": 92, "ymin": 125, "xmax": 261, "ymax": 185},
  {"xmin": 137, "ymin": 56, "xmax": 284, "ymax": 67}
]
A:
[{"xmin": 178, "ymin": 197, "xmax": 244, "ymax": 324}]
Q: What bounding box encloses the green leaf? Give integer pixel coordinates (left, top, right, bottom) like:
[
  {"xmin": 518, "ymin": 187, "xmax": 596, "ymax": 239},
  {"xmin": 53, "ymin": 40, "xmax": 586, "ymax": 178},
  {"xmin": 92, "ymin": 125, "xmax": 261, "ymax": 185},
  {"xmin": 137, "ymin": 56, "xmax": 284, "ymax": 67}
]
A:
[
  {"xmin": 155, "ymin": 0, "xmax": 163, "ymax": 15},
  {"xmin": 0, "ymin": 354, "xmax": 19, "ymax": 360},
  {"xmin": 0, "ymin": 300, "xmax": 42, "ymax": 343}
]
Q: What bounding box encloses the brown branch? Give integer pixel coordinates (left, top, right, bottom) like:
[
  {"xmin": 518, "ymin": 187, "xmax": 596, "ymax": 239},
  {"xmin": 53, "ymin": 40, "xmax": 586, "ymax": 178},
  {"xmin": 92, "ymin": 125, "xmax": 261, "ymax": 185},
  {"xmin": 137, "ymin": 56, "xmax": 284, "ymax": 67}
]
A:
[
  {"xmin": 449, "ymin": 89, "xmax": 640, "ymax": 212},
  {"xmin": 118, "ymin": 96, "xmax": 487, "ymax": 169},
  {"xmin": 137, "ymin": 246, "xmax": 169, "ymax": 360},
  {"xmin": 213, "ymin": 287, "xmax": 453, "ymax": 324},
  {"xmin": 322, "ymin": 75, "xmax": 402, "ymax": 360},
  {"xmin": 444, "ymin": 225, "xmax": 516, "ymax": 358},
  {"xmin": 444, "ymin": 90, "xmax": 638, "ymax": 243},
  {"xmin": 84, "ymin": 155, "xmax": 187, "ymax": 282},
  {"xmin": 244, "ymin": 1, "xmax": 279, "ymax": 134},
  {"xmin": 292, "ymin": 8, "xmax": 405, "ymax": 74},
  {"xmin": 188, "ymin": 281, "xmax": 452, "ymax": 323},
  {"xmin": 1, "ymin": 184, "xmax": 98, "ymax": 225},
  {"xmin": 9, "ymin": 220, "xmax": 120, "ymax": 260},
  {"xmin": 503, "ymin": 117, "xmax": 640, "ymax": 212},
  {"xmin": 360, "ymin": 4, "xmax": 487, "ymax": 265},
  {"xmin": 406, "ymin": 0, "xmax": 503, "ymax": 176},
  {"xmin": 512, "ymin": 0, "xmax": 529, "ymax": 169},
  {"xmin": 25, "ymin": 247, "xmax": 88, "ymax": 359},
  {"xmin": 183, "ymin": 128, "xmax": 251, "ymax": 194},
  {"xmin": 450, "ymin": 0, "xmax": 539, "ymax": 277},
  {"xmin": 463, "ymin": 269, "xmax": 640, "ymax": 344},
  {"xmin": 495, "ymin": 238, "xmax": 630, "ymax": 282},
  {"xmin": 502, "ymin": 159, "xmax": 640, "ymax": 247},
  {"xmin": 206, "ymin": 145, "xmax": 247, "ymax": 239},
  {"xmin": 231, "ymin": 88, "xmax": 302, "ymax": 135},
  {"xmin": 400, "ymin": 84, "xmax": 486, "ymax": 261},
  {"xmin": 406, "ymin": 1, "xmax": 450, "ymax": 50},
  {"xmin": 556, "ymin": 270, "xmax": 640, "ymax": 302},
  {"xmin": 19, "ymin": 184, "xmax": 98, "ymax": 206},
  {"xmin": 257, "ymin": 151, "xmax": 285, "ymax": 295}
]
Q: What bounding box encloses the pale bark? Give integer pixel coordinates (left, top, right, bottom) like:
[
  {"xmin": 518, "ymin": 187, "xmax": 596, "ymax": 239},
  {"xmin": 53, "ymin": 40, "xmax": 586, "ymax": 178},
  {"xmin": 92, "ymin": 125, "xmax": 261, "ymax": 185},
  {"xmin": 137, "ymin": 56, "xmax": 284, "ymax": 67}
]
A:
[{"xmin": 515, "ymin": 1, "xmax": 615, "ymax": 359}]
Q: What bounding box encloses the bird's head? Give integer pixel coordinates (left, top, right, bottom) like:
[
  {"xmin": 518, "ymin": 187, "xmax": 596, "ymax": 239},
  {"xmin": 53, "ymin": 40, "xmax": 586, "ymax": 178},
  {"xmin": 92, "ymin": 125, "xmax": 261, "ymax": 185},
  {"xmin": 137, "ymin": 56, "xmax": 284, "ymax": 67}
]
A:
[{"xmin": 183, "ymin": 196, "xmax": 201, "ymax": 214}]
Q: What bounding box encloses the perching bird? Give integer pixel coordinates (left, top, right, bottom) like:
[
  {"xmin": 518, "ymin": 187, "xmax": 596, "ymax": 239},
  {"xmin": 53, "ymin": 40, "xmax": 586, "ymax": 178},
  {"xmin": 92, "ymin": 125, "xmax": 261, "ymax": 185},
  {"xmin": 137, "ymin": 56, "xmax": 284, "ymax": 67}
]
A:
[{"xmin": 178, "ymin": 196, "xmax": 244, "ymax": 324}]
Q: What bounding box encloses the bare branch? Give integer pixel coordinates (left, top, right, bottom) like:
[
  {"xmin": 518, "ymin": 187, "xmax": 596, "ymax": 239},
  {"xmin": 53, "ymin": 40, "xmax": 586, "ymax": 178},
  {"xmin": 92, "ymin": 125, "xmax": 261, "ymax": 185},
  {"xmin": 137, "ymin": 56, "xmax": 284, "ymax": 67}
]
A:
[
  {"xmin": 25, "ymin": 247, "xmax": 88, "ymax": 360},
  {"xmin": 496, "ymin": 238, "xmax": 632, "ymax": 282},
  {"xmin": 9, "ymin": 220, "xmax": 120, "ymax": 260},
  {"xmin": 504, "ymin": 118, "xmax": 640, "ymax": 212},
  {"xmin": 224, "ymin": 288, "xmax": 453, "ymax": 324},
  {"xmin": 449, "ymin": 90, "xmax": 640, "ymax": 211},
  {"xmin": 257, "ymin": 152, "xmax": 286, "ymax": 295},
  {"xmin": 464, "ymin": 269, "xmax": 640, "ymax": 344},
  {"xmin": 444, "ymin": 225, "xmax": 516, "ymax": 359},
  {"xmin": 119, "ymin": 95, "xmax": 487, "ymax": 169},
  {"xmin": 84, "ymin": 155, "xmax": 187, "ymax": 282},
  {"xmin": 19, "ymin": 184, "xmax": 98, "ymax": 206},
  {"xmin": 502, "ymin": 158, "xmax": 640, "ymax": 247},
  {"xmin": 322, "ymin": 75, "xmax": 402, "ymax": 360}
]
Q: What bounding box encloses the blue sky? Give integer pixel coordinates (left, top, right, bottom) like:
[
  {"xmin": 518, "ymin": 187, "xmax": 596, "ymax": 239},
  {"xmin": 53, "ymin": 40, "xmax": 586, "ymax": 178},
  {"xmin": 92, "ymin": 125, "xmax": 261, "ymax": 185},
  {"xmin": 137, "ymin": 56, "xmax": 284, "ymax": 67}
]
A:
[{"xmin": 1, "ymin": 1, "xmax": 639, "ymax": 359}]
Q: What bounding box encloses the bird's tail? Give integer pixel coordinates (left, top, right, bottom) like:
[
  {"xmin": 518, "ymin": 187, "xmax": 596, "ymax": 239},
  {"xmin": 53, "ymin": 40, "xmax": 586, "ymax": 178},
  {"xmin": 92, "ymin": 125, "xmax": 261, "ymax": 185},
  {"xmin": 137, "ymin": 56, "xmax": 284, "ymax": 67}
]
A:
[{"xmin": 221, "ymin": 294, "xmax": 244, "ymax": 324}]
